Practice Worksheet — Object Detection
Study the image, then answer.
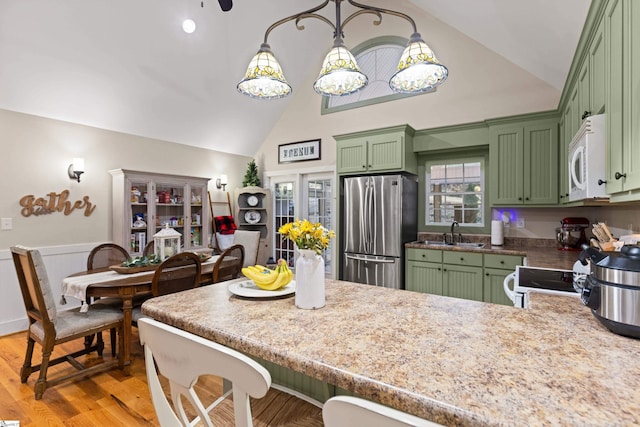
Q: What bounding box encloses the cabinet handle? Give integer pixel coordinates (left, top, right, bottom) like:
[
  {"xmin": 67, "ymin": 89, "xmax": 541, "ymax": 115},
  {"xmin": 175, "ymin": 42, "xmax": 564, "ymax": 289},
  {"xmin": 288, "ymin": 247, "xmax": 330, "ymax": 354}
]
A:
[
  {"xmin": 615, "ymin": 172, "xmax": 627, "ymax": 180},
  {"xmin": 581, "ymin": 110, "xmax": 591, "ymax": 120},
  {"xmin": 368, "ymin": 164, "xmax": 372, "ymax": 168},
  {"xmin": 500, "ymin": 260, "xmax": 505, "ymax": 264},
  {"xmin": 560, "ymin": 195, "xmax": 564, "ymax": 199},
  {"xmin": 362, "ymin": 165, "xmax": 366, "ymax": 169},
  {"xmin": 421, "ymin": 254, "xmax": 425, "ymax": 258},
  {"xmin": 525, "ymin": 197, "xmax": 530, "ymax": 201},
  {"xmin": 597, "ymin": 179, "xmax": 607, "ymax": 186},
  {"xmin": 438, "ymin": 267, "xmax": 441, "ymax": 271},
  {"xmin": 443, "ymin": 268, "xmax": 447, "ymax": 272},
  {"xmin": 518, "ymin": 197, "xmax": 522, "ymax": 201},
  {"xmin": 460, "ymin": 257, "xmax": 464, "ymax": 261},
  {"xmin": 485, "ymin": 273, "xmax": 490, "ymax": 276}
]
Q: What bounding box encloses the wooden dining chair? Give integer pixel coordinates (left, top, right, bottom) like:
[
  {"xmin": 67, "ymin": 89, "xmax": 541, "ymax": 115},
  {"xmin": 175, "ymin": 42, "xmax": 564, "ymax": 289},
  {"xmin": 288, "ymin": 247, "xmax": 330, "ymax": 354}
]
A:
[
  {"xmin": 212, "ymin": 244, "xmax": 244, "ymax": 283},
  {"xmin": 131, "ymin": 252, "xmax": 201, "ymax": 323},
  {"xmin": 231, "ymin": 230, "xmax": 260, "ymax": 267},
  {"xmin": 138, "ymin": 318, "xmax": 323, "ymax": 427},
  {"xmin": 10, "ymin": 246, "xmax": 125, "ymax": 400},
  {"xmin": 142, "ymin": 241, "xmax": 155, "ymax": 257},
  {"xmin": 323, "ymin": 395, "xmax": 443, "ymax": 427},
  {"xmin": 87, "ymin": 242, "xmax": 130, "ymax": 270},
  {"xmin": 86, "ymin": 242, "xmax": 130, "ymax": 355}
]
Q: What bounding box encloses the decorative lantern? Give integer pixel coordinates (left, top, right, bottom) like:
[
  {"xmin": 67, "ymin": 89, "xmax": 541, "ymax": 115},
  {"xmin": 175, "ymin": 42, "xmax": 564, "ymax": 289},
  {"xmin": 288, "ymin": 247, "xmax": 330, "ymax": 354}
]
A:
[{"xmin": 153, "ymin": 224, "xmax": 181, "ymax": 260}]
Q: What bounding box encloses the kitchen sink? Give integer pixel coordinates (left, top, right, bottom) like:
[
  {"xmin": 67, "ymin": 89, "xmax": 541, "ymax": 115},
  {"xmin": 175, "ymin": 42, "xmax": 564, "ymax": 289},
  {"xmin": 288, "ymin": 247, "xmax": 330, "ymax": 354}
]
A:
[{"xmin": 421, "ymin": 241, "xmax": 486, "ymax": 249}]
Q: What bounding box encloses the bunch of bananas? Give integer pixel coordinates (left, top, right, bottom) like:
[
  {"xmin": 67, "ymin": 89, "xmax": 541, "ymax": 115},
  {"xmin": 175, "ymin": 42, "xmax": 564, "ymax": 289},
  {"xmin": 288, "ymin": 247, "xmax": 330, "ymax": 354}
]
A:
[{"xmin": 242, "ymin": 259, "xmax": 293, "ymax": 291}]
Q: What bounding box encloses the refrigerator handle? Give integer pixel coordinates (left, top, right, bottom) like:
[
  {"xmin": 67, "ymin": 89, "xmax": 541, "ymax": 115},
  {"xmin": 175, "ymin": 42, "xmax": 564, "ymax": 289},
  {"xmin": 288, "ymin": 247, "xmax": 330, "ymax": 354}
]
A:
[
  {"xmin": 367, "ymin": 178, "xmax": 374, "ymax": 253},
  {"xmin": 345, "ymin": 254, "xmax": 396, "ymax": 263},
  {"xmin": 364, "ymin": 181, "xmax": 371, "ymax": 252}
]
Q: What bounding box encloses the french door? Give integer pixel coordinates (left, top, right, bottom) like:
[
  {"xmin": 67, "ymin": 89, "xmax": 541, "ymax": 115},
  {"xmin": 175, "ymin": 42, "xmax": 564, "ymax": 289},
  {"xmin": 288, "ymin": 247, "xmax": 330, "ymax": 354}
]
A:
[{"xmin": 269, "ymin": 172, "xmax": 336, "ymax": 277}]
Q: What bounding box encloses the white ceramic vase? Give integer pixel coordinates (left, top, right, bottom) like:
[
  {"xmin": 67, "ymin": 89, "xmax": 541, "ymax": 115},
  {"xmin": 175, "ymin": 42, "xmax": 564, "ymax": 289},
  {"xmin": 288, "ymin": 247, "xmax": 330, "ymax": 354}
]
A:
[{"xmin": 294, "ymin": 249, "xmax": 325, "ymax": 309}]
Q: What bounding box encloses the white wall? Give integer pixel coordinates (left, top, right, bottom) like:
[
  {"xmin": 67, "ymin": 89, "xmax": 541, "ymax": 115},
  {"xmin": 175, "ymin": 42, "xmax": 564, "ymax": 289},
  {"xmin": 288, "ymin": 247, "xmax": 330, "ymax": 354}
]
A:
[
  {"xmin": 0, "ymin": 108, "xmax": 251, "ymax": 335},
  {"xmin": 0, "ymin": 108, "xmax": 251, "ymax": 249}
]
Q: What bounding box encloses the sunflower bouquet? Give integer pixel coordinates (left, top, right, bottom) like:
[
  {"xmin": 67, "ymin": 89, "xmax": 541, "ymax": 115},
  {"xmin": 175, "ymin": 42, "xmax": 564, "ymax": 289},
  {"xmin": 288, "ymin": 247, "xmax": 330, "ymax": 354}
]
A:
[{"xmin": 278, "ymin": 219, "xmax": 335, "ymax": 255}]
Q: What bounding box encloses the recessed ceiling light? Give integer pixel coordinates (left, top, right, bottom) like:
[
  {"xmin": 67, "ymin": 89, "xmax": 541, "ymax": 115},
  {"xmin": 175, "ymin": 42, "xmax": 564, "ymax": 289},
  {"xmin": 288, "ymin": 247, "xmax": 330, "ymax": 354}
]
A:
[{"xmin": 182, "ymin": 19, "xmax": 196, "ymax": 34}]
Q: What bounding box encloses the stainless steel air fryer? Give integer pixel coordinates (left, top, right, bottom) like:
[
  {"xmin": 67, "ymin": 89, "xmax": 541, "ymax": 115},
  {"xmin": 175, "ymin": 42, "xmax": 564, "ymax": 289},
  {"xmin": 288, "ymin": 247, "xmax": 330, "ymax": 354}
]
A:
[{"xmin": 579, "ymin": 245, "xmax": 640, "ymax": 339}]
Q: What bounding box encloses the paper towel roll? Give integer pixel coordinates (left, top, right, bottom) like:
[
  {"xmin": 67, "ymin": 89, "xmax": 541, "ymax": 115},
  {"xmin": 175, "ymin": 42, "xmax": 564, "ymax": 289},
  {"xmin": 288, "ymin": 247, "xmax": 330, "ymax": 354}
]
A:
[{"xmin": 491, "ymin": 220, "xmax": 504, "ymax": 246}]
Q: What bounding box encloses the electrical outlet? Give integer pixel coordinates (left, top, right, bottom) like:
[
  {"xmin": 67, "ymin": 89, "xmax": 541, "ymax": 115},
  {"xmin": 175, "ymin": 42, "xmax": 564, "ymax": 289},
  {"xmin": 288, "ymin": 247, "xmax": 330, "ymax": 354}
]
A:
[
  {"xmin": 515, "ymin": 218, "xmax": 525, "ymax": 228},
  {"xmin": 1, "ymin": 218, "xmax": 12, "ymax": 230}
]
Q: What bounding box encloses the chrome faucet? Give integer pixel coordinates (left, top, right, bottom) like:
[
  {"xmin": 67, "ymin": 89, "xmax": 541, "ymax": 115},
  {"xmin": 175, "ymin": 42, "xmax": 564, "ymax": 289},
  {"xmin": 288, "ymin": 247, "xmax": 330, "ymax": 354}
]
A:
[{"xmin": 450, "ymin": 221, "xmax": 459, "ymax": 245}]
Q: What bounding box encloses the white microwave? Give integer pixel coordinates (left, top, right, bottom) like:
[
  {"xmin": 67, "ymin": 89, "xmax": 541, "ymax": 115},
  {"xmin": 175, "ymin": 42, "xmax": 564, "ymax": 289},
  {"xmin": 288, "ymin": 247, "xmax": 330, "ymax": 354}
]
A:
[{"xmin": 568, "ymin": 114, "xmax": 608, "ymax": 201}]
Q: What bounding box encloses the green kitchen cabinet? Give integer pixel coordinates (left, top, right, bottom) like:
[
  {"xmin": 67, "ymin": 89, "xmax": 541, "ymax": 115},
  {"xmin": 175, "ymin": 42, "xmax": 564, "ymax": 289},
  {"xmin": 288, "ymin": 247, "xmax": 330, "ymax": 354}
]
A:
[
  {"xmin": 405, "ymin": 248, "xmax": 443, "ymax": 294},
  {"xmin": 405, "ymin": 260, "xmax": 443, "ymax": 295},
  {"xmin": 335, "ymin": 125, "xmax": 416, "ymax": 175},
  {"xmin": 442, "ymin": 251, "xmax": 483, "ymax": 301},
  {"xmin": 443, "ymin": 264, "xmax": 483, "ymax": 301},
  {"xmin": 405, "ymin": 248, "xmax": 520, "ymax": 304},
  {"xmin": 489, "ymin": 119, "xmax": 558, "ymax": 205},
  {"xmin": 483, "ymin": 253, "xmax": 523, "ymax": 306},
  {"xmin": 590, "ymin": 18, "xmax": 606, "ymax": 115},
  {"xmin": 606, "ymin": 0, "xmax": 640, "ymax": 199},
  {"xmin": 483, "ymin": 268, "xmax": 514, "ymax": 306}
]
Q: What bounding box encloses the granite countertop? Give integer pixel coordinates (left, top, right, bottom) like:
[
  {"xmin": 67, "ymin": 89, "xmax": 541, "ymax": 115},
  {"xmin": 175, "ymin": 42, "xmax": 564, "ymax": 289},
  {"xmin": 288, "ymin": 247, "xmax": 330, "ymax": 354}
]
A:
[
  {"xmin": 407, "ymin": 234, "xmax": 581, "ymax": 270},
  {"xmin": 142, "ymin": 279, "xmax": 640, "ymax": 426}
]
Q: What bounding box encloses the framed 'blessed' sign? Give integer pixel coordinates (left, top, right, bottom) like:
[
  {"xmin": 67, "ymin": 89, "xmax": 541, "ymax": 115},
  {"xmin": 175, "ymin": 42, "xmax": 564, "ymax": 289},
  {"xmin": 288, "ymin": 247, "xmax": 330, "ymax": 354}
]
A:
[{"xmin": 278, "ymin": 139, "xmax": 321, "ymax": 163}]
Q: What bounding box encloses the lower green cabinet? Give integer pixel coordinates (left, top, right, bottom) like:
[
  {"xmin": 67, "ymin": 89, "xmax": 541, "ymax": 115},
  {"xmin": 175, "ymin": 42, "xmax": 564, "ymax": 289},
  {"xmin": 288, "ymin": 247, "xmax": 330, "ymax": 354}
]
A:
[
  {"xmin": 443, "ymin": 264, "xmax": 483, "ymax": 301},
  {"xmin": 406, "ymin": 260, "xmax": 443, "ymax": 294},
  {"xmin": 483, "ymin": 268, "xmax": 514, "ymax": 306},
  {"xmin": 405, "ymin": 248, "xmax": 523, "ymax": 305}
]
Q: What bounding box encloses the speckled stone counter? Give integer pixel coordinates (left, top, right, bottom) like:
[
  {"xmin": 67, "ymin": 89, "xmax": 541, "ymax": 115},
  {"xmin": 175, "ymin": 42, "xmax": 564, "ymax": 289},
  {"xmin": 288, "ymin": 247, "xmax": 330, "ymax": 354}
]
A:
[
  {"xmin": 407, "ymin": 235, "xmax": 581, "ymax": 270},
  {"xmin": 142, "ymin": 279, "xmax": 640, "ymax": 426}
]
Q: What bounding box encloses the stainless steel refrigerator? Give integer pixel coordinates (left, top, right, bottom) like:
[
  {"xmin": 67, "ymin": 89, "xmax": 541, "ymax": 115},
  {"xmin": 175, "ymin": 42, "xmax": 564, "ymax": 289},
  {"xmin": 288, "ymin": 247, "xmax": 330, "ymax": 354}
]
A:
[{"xmin": 342, "ymin": 174, "xmax": 417, "ymax": 289}]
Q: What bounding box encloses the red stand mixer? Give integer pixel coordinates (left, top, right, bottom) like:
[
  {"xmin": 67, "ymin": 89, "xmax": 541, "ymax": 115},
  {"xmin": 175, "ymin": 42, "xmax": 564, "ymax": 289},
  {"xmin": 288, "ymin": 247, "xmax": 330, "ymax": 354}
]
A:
[{"xmin": 556, "ymin": 217, "xmax": 590, "ymax": 251}]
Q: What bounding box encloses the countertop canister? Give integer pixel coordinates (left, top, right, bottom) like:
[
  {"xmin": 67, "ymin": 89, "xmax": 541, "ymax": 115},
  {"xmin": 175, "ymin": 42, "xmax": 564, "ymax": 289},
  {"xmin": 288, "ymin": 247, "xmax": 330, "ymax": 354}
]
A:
[{"xmin": 491, "ymin": 220, "xmax": 504, "ymax": 246}]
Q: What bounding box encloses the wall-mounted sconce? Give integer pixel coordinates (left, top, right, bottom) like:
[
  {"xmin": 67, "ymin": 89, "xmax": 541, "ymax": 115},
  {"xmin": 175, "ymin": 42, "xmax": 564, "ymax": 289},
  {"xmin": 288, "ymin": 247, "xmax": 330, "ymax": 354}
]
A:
[
  {"xmin": 216, "ymin": 174, "xmax": 228, "ymax": 191},
  {"xmin": 68, "ymin": 158, "xmax": 85, "ymax": 182}
]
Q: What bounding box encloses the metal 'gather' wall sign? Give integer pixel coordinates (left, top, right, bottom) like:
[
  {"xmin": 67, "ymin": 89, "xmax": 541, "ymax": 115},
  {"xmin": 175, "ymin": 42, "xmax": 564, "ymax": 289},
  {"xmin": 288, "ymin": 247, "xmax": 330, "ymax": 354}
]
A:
[{"xmin": 19, "ymin": 190, "xmax": 96, "ymax": 217}]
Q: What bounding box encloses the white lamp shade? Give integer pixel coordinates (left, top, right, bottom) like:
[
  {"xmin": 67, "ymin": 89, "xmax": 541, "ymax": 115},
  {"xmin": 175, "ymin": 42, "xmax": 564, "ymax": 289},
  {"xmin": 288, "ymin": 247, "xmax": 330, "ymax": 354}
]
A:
[
  {"xmin": 72, "ymin": 158, "xmax": 85, "ymax": 173},
  {"xmin": 237, "ymin": 43, "xmax": 292, "ymax": 99},
  {"xmin": 313, "ymin": 44, "xmax": 368, "ymax": 96},
  {"xmin": 389, "ymin": 33, "xmax": 448, "ymax": 93}
]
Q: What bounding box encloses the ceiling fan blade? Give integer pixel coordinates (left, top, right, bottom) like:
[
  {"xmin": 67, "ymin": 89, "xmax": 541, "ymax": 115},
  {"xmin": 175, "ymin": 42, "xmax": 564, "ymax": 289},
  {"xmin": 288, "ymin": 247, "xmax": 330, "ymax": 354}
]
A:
[{"xmin": 218, "ymin": 0, "xmax": 232, "ymax": 11}]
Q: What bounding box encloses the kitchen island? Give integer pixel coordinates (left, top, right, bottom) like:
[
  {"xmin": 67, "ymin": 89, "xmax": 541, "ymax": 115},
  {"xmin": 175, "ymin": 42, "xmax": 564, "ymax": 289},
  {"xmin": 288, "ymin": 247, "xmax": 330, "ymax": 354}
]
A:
[{"xmin": 141, "ymin": 279, "xmax": 640, "ymax": 426}]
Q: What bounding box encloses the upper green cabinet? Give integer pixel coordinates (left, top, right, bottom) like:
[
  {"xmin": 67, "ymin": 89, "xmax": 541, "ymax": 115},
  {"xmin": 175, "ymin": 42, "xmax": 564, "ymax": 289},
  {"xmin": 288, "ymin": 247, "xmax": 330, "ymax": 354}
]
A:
[
  {"xmin": 489, "ymin": 119, "xmax": 559, "ymax": 205},
  {"xmin": 335, "ymin": 125, "xmax": 416, "ymax": 175},
  {"xmin": 605, "ymin": 0, "xmax": 640, "ymax": 199}
]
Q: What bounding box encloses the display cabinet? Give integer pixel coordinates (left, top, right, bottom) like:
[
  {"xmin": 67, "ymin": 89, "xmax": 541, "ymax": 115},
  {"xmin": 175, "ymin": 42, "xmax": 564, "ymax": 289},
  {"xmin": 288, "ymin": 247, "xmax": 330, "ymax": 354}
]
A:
[
  {"xmin": 234, "ymin": 186, "xmax": 272, "ymax": 265},
  {"xmin": 110, "ymin": 169, "xmax": 210, "ymax": 257}
]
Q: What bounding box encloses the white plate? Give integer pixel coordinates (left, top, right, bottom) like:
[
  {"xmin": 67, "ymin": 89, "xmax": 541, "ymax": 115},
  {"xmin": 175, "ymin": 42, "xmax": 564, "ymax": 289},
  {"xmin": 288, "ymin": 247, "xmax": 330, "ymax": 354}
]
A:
[
  {"xmin": 228, "ymin": 280, "xmax": 295, "ymax": 298},
  {"xmin": 244, "ymin": 210, "xmax": 261, "ymax": 224},
  {"xmin": 247, "ymin": 195, "xmax": 259, "ymax": 207}
]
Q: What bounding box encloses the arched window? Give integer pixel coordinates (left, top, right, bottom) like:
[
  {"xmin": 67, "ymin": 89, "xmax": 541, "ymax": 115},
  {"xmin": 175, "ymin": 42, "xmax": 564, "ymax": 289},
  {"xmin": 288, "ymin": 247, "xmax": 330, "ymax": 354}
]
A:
[{"xmin": 321, "ymin": 36, "xmax": 421, "ymax": 114}]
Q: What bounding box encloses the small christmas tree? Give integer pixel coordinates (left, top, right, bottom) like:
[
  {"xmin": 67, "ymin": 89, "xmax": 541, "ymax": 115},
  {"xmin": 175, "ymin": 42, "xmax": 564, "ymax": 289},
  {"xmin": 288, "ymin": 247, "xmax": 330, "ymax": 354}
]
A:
[{"xmin": 242, "ymin": 159, "xmax": 261, "ymax": 187}]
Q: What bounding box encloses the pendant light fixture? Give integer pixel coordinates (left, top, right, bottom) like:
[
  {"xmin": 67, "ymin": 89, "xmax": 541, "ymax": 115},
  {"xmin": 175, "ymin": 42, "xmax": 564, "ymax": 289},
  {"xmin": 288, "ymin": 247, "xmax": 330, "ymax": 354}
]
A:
[{"xmin": 237, "ymin": 0, "xmax": 448, "ymax": 100}]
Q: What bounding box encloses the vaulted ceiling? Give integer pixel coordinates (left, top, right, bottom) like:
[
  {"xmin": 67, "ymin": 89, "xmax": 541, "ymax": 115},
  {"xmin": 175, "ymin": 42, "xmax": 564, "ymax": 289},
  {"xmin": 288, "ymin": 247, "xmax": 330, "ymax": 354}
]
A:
[{"xmin": 0, "ymin": 0, "xmax": 591, "ymax": 156}]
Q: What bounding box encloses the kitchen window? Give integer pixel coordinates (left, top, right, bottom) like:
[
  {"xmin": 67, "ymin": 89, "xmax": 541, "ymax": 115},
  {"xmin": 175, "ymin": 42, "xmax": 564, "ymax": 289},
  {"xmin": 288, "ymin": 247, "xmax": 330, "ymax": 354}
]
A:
[
  {"xmin": 321, "ymin": 37, "xmax": 420, "ymax": 114},
  {"xmin": 425, "ymin": 159, "xmax": 484, "ymax": 226}
]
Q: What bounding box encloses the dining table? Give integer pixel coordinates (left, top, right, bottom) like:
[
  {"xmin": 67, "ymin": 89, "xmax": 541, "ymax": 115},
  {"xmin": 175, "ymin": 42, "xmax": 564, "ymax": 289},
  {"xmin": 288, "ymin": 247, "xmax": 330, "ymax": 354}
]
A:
[
  {"xmin": 140, "ymin": 278, "xmax": 640, "ymax": 426},
  {"xmin": 61, "ymin": 255, "xmax": 220, "ymax": 374}
]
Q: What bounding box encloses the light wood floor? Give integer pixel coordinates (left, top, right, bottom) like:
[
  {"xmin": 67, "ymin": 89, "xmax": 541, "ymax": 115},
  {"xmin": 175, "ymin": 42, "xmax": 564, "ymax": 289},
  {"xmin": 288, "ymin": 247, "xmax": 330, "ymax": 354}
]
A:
[
  {"xmin": 0, "ymin": 329, "xmax": 222, "ymax": 426},
  {"xmin": 0, "ymin": 329, "xmax": 324, "ymax": 426}
]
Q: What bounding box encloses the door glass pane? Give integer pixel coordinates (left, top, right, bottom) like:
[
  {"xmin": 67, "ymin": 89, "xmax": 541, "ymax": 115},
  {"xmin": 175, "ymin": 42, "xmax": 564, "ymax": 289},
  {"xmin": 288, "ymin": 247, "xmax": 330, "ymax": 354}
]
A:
[
  {"xmin": 274, "ymin": 182, "xmax": 295, "ymax": 267},
  {"xmin": 307, "ymin": 178, "xmax": 333, "ymax": 274}
]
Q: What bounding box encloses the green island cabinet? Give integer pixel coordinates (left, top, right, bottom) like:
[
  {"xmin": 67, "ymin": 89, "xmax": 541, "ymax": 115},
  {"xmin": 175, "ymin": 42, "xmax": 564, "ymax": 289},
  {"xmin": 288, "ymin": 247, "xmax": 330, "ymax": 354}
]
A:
[
  {"xmin": 335, "ymin": 125, "xmax": 417, "ymax": 175},
  {"xmin": 604, "ymin": 0, "xmax": 640, "ymax": 200},
  {"xmin": 405, "ymin": 248, "xmax": 523, "ymax": 306},
  {"xmin": 489, "ymin": 118, "xmax": 559, "ymax": 205}
]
